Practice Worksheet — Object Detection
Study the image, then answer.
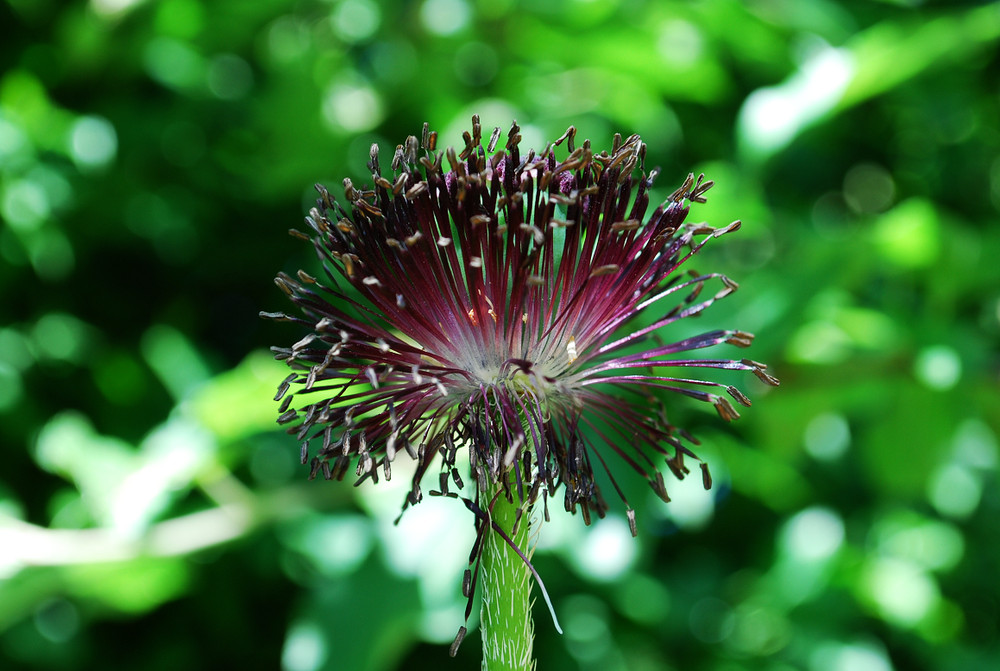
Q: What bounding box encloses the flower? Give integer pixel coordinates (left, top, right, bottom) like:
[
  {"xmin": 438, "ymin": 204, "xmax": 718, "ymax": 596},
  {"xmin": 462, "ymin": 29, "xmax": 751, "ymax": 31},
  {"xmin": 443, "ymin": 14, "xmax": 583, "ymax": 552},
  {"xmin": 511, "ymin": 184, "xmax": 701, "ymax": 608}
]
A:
[{"xmin": 263, "ymin": 115, "xmax": 777, "ymax": 625}]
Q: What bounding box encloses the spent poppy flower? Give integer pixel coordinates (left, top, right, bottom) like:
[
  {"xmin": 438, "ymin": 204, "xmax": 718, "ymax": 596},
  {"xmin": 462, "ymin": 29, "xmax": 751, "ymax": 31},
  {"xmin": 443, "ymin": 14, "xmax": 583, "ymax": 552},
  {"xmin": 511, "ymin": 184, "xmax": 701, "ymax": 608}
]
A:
[{"xmin": 263, "ymin": 115, "xmax": 778, "ymax": 659}]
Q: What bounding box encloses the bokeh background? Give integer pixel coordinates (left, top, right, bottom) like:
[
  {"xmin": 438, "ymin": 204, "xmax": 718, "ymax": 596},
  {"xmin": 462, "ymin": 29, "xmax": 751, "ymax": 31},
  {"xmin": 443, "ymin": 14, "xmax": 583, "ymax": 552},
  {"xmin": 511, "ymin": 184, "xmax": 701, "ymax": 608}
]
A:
[{"xmin": 2, "ymin": 0, "xmax": 999, "ymax": 669}]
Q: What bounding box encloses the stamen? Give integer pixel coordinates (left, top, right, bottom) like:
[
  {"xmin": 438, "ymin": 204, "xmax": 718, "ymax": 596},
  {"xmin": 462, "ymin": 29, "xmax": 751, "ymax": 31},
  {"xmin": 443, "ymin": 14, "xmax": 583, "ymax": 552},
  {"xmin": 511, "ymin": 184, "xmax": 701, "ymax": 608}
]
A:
[
  {"xmin": 589, "ymin": 264, "xmax": 620, "ymax": 278},
  {"xmin": 449, "ymin": 626, "xmax": 467, "ymax": 658},
  {"xmin": 700, "ymin": 462, "xmax": 713, "ymax": 490}
]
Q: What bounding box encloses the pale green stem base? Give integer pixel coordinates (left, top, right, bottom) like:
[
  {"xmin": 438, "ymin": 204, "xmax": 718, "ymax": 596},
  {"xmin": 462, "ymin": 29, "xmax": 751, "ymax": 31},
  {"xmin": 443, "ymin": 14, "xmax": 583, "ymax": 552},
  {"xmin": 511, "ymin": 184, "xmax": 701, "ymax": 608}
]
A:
[{"xmin": 480, "ymin": 483, "xmax": 535, "ymax": 671}]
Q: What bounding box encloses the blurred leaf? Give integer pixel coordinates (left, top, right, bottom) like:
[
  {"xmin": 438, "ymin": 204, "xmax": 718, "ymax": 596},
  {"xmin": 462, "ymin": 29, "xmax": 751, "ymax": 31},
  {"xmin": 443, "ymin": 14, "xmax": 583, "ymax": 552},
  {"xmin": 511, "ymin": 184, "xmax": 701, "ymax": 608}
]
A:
[
  {"xmin": 709, "ymin": 431, "xmax": 811, "ymax": 511},
  {"xmin": 871, "ymin": 197, "xmax": 941, "ymax": 269},
  {"xmin": 189, "ymin": 349, "xmax": 289, "ymax": 443},
  {"xmin": 840, "ymin": 5, "xmax": 1000, "ymax": 109},
  {"xmin": 34, "ymin": 411, "xmax": 137, "ymax": 527},
  {"xmin": 62, "ymin": 557, "xmax": 190, "ymax": 614},
  {"xmin": 860, "ymin": 382, "xmax": 956, "ymax": 500},
  {"xmin": 283, "ymin": 558, "xmax": 421, "ymax": 671},
  {"xmin": 141, "ymin": 325, "xmax": 213, "ymax": 402}
]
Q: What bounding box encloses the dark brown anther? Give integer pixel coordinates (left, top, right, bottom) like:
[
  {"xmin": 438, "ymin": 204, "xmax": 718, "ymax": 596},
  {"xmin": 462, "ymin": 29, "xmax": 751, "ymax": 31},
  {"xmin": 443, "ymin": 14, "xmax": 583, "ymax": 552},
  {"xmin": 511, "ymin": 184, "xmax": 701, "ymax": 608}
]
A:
[
  {"xmin": 449, "ymin": 626, "xmax": 467, "ymax": 658},
  {"xmin": 259, "ymin": 310, "xmax": 290, "ymax": 322},
  {"xmin": 507, "ymin": 120, "xmax": 521, "ymax": 146},
  {"xmin": 331, "ymin": 455, "xmax": 350, "ymax": 481},
  {"xmin": 460, "ymin": 130, "xmax": 474, "ymax": 159},
  {"xmin": 315, "ymin": 183, "xmax": 335, "ymax": 210},
  {"xmin": 368, "ymin": 143, "xmax": 381, "ymax": 176},
  {"xmin": 617, "ymin": 160, "xmax": 636, "ymax": 183},
  {"xmin": 580, "ymin": 502, "xmax": 592, "ymax": 525},
  {"xmin": 713, "ymin": 396, "xmax": 740, "ymax": 422},
  {"xmin": 446, "ymin": 146, "xmax": 461, "ymax": 173},
  {"xmin": 627, "ymin": 508, "xmax": 637, "ymax": 537},
  {"xmin": 610, "ymin": 220, "xmax": 641, "ymax": 232},
  {"xmin": 420, "ymin": 122, "xmax": 430, "ymax": 151},
  {"xmin": 471, "ymin": 114, "xmax": 482, "ymax": 147},
  {"xmin": 392, "ymin": 173, "xmax": 408, "ymax": 195},
  {"xmin": 322, "ymin": 460, "xmax": 333, "ymax": 480},
  {"xmin": 719, "ymin": 220, "xmax": 742, "ymax": 236},
  {"xmin": 300, "ymin": 441, "xmax": 309, "ymax": 465},
  {"xmin": 538, "ymin": 169, "xmax": 552, "ymax": 191},
  {"xmin": 274, "ymin": 273, "xmax": 295, "ymax": 296},
  {"xmin": 670, "ymin": 173, "xmax": 695, "ymax": 203},
  {"xmin": 727, "ymin": 385, "xmax": 752, "ymax": 407},
  {"xmin": 462, "ymin": 569, "xmax": 472, "ymax": 597},
  {"xmin": 744, "ymin": 359, "xmax": 781, "ymax": 386},
  {"xmin": 404, "ymin": 135, "xmax": 419, "ymax": 165},
  {"xmin": 520, "ymin": 223, "xmax": 544, "ymax": 245},
  {"xmin": 651, "ymin": 472, "xmax": 671, "ymax": 503},
  {"xmin": 666, "ymin": 454, "xmax": 687, "ymax": 480},
  {"xmin": 554, "ymin": 125, "xmax": 577, "ymax": 152},
  {"xmin": 405, "ymin": 181, "xmax": 427, "ymax": 200},
  {"xmin": 700, "ymin": 462, "xmax": 713, "ymax": 490},
  {"xmin": 690, "ymin": 173, "xmax": 714, "ymax": 203},
  {"xmin": 320, "ymin": 425, "xmax": 334, "ymax": 456},
  {"xmin": 589, "ymin": 264, "xmax": 620, "ymax": 278},
  {"xmin": 427, "ymin": 130, "xmax": 437, "ymax": 151},
  {"xmin": 487, "ymin": 126, "xmax": 501, "ymax": 152},
  {"xmin": 473, "ymin": 151, "xmax": 486, "ymax": 174},
  {"xmin": 274, "ymin": 372, "xmax": 295, "ymax": 401},
  {"xmin": 607, "ymin": 151, "xmax": 626, "ymax": 173},
  {"xmin": 344, "ymin": 178, "xmax": 361, "ymax": 202}
]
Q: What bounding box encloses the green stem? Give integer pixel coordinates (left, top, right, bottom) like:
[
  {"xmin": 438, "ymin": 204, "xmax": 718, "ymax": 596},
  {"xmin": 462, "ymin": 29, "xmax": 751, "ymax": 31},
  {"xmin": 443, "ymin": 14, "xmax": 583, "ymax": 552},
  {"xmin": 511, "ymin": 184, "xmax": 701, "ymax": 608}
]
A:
[{"xmin": 480, "ymin": 481, "xmax": 535, "ymax": 671}]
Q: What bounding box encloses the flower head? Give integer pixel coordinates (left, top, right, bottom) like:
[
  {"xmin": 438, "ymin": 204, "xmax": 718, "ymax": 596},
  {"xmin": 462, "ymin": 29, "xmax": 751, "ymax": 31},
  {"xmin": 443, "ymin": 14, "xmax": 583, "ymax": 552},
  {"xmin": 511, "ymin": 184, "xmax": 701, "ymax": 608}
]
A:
[{"xmin": 264, "ymin": 115, "xmax": 777, "ymax": 615}]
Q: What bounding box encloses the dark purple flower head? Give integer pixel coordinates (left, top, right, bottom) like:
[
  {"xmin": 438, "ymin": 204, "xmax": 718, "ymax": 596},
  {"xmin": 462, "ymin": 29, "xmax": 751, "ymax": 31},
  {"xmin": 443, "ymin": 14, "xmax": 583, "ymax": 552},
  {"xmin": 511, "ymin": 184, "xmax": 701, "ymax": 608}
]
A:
[{"xmin": 264, "ymin": 116, "xmax": 778, "ymax": 530}]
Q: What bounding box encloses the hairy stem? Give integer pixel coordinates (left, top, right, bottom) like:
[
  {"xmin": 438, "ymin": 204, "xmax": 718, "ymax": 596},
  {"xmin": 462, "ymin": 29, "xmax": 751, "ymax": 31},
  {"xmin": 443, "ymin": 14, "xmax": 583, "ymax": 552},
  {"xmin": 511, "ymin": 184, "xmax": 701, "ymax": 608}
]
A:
[{"xmin": 480, "ymin": 482, "xmax": 534, "ymax": 671}]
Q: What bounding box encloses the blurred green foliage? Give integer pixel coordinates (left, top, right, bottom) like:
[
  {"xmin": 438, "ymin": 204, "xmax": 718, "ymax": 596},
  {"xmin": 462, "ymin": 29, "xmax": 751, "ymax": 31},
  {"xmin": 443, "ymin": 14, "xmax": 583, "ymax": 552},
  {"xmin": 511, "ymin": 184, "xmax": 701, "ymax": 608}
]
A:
[{"xmin": 2, "ymin": 0, "xmax": 999, "ymax": 669}]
